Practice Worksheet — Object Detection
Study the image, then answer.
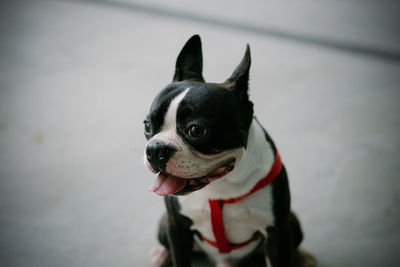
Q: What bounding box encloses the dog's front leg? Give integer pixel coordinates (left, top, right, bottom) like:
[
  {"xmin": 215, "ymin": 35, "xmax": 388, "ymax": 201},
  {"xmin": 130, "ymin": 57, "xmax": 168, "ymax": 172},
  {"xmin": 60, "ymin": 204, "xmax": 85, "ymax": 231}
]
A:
[
  {"xmin": 164, "ymin": 196, "xmax": 194, "ymax": 267},
  {"xmin": 265, "ymin": 225, "xmax": 294, "ymax": 267}
]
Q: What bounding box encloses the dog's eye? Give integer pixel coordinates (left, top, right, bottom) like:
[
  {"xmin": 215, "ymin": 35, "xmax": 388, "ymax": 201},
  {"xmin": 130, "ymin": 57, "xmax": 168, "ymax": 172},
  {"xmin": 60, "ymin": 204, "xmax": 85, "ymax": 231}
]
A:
[
  {"xmin": 188, "ymin": 124, "xmax": 206, "ymax": 139},
  {"xmin": 144, "ymin": 120, "xmax": 152, "ymax": 135}
]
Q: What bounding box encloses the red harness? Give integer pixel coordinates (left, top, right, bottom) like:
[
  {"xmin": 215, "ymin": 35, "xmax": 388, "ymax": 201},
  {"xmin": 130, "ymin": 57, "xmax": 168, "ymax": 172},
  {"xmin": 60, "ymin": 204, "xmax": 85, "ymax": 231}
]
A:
[{"xmin": 198, "ymin": 151, "xmax": 282, "ymax": 254}]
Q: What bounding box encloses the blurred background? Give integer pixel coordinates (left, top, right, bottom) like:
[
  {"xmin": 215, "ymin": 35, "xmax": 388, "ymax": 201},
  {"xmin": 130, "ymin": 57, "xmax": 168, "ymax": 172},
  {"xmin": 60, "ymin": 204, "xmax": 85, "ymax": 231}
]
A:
[{"xmin": 1, "ymin": 0, "xmax": 400, "ymax": 266}]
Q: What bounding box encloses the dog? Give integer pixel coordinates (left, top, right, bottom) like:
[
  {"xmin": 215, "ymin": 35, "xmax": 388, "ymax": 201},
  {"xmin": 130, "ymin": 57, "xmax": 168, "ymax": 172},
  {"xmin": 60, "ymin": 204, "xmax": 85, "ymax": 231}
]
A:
[{"xmin": 143, "ymin": 35, "xmax": 316, "ymax": 267}]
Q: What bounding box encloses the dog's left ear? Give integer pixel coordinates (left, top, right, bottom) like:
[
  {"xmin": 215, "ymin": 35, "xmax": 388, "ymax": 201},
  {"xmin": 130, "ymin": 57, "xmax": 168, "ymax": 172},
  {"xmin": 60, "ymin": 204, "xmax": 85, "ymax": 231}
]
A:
[
  {"xmin": 173, "ymin": 35, "xmax": 205, "ymax": 82},
  {"xmin": 225, "ymin": 44, "xmax": 251, "ymax": 102}
]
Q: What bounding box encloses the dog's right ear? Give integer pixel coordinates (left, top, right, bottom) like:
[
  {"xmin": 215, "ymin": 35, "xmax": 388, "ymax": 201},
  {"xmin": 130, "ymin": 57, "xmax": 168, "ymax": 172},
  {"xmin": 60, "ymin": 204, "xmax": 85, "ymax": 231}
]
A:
[
  {"xmin": 173, "ymin": 35, "xmax": 205, "ymax": 82},
  {"xmin": 225, "ymin": 44, "xmax": 251, "ymax": 103}
]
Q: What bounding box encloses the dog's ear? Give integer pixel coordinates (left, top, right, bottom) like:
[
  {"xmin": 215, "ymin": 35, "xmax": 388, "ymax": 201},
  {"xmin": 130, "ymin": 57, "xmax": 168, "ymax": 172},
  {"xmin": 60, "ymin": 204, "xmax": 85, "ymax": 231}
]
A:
[
  {"xmin": 225, "ymin": 44, "xmax": 251, "ymax": 102},
  {"xmin": 173, "ymin": 35, "xmax": 205, "ymax": 82}
]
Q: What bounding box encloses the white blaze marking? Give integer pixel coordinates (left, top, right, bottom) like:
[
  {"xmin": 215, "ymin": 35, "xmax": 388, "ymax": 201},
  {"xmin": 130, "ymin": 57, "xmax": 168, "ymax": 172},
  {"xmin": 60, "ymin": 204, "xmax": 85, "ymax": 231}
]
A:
[
  {"xmin": 161, "ymin": 88, "xmax": 190, "ymax": 132},
  {"xmin": 147, "ymin": 88, "xmax": 190, "ymax": 146}
]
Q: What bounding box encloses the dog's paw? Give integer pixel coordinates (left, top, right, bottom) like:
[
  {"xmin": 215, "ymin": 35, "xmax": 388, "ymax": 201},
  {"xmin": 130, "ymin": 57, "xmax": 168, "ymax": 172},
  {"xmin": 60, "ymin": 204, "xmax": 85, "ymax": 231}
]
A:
[
  {"xmin": 149, "ymin": 245, "xmax": 171, "ymax": 267},
  {"xmin": 294, "ymin": 249, "xmax": 317, "ymax": 267},
  {"xmin": 216, "ymin": 260, "xmax": 232, "ymax": 267}
]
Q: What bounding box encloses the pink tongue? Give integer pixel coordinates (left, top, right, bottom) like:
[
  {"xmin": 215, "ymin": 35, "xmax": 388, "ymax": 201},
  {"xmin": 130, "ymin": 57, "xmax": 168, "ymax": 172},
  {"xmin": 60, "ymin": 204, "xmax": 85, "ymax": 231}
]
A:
[{"xmin": 148, "ymin": 173, "xmax": 187, "ymax": 196}]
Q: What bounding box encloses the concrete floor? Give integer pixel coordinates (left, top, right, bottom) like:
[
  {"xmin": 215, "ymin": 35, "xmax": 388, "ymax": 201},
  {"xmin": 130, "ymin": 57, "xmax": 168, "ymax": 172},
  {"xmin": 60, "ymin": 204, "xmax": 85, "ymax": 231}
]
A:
[{"xmin": 0, "ymin": 0, "xmax": 399, "ymax": 266}]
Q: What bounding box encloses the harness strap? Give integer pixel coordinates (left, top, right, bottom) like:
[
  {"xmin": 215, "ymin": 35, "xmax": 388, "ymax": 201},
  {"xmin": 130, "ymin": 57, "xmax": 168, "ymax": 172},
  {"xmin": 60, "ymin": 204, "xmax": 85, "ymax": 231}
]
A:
[
  {"xmin": 197, "ymin": 231, "xmax": 263, "ymax": 251},
  {"xmin": 205, "ymin": 151, "xmax": 282, "ymax": 254}
]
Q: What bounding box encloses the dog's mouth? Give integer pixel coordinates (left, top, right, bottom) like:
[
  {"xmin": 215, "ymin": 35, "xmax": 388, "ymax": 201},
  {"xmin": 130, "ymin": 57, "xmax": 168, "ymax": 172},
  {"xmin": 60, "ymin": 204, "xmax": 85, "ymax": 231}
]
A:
[{"xmin": 148, "ymin": 158, "xmax": 235, "ymax": 196}]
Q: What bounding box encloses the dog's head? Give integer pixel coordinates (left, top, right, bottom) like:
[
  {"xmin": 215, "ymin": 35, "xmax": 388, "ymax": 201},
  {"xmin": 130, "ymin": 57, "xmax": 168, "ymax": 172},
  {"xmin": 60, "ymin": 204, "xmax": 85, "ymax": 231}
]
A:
[{"xmin": 144, "ymin": 35, "xmax": 254, "ymax": 196}]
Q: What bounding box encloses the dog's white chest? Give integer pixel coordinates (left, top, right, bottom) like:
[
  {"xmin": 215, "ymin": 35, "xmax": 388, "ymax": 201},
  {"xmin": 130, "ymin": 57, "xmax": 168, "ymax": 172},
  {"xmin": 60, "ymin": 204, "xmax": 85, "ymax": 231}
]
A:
[{"xmin": 178, "ymin": 184, "xmax": 274, "ymax": 258}]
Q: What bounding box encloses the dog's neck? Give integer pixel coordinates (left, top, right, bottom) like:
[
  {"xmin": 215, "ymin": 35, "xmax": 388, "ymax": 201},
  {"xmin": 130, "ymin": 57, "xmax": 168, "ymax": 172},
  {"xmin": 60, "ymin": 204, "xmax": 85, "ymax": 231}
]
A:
[{"xmin": 185, "ymin": 118, "xmax": 275, "ymax": 200}]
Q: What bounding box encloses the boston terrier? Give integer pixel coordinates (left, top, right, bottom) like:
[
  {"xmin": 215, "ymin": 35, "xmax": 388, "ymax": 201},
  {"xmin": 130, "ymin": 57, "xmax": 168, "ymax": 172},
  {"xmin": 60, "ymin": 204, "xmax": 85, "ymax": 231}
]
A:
[{"xmin": 143, "ymin": 35, "xmax": 316, "ymax": 267}]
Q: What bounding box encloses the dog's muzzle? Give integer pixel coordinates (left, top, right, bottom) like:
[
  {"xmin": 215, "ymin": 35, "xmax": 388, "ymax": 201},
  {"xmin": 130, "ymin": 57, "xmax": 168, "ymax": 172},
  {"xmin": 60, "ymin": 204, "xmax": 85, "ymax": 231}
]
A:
[{"xmin": 146, "ymin": 140, "xmax": 177, "ymax": 173}]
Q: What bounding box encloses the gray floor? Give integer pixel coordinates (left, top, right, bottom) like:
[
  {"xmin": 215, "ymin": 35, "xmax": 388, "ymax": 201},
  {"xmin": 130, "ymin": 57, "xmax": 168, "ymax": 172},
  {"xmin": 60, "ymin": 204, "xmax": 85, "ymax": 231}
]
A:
[{"xmin": 1, "ymin": 0, "xmax": 400, "ymax": 266}]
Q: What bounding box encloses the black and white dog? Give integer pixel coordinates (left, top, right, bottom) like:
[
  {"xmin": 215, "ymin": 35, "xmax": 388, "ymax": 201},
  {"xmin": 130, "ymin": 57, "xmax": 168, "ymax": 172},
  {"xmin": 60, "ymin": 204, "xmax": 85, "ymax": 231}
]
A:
[{"xmin": 143, "ymin": 35, "xmax": 315, "ymax": 267}]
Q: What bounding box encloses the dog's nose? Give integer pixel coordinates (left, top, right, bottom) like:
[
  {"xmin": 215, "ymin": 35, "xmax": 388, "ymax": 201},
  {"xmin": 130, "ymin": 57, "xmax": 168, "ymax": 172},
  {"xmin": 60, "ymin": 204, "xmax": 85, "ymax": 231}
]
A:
[{"xmin": 146, "ymin": 140, "xmax": 177, "ymax": 172}]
